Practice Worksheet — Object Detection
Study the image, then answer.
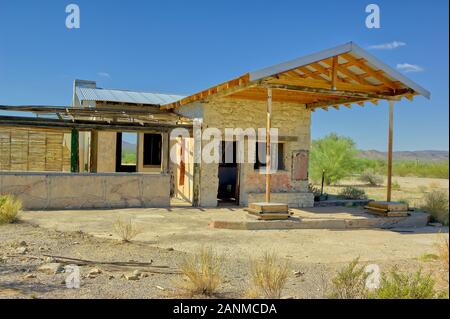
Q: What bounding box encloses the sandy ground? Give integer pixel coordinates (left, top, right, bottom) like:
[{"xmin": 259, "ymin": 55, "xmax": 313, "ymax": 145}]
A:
[
  {"xmin": 1, "ymin": 204, "xmax": 448, "ymax": 299},
  {"xmin": 19, "ymin": 207, "xmax": 448, "ymax": 264}
]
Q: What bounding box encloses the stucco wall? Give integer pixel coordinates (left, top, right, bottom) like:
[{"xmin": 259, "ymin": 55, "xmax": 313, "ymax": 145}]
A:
[
  {"xmin": 0, "ymin": 172, "xmax": 170, "ymax": 210},
  {"xmin": 178, "ymin": 98, "xmax": 313, "ymax": 207}
]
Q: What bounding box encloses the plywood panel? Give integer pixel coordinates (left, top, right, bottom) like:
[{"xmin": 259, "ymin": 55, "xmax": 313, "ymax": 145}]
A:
[
  {"xmin": 0, "ymin": 128, "xmax": 69, "ymax": 172},
  {"xmin": 292, "ymin": 150, "xmax": 309, "ymax": 181}
]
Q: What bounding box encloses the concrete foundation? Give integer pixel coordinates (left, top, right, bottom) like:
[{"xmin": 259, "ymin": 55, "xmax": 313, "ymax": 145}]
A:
[{"xmin": 0, "ymin": 172, "xmax": 170, "ymax": 210}]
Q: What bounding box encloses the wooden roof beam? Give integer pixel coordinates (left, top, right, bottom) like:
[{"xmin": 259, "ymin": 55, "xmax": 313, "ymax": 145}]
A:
[
  {"xmin": 262, "ymin": 83, "xmax": 404, "ymax": 101},
  {"xmin": 306, "ymin": 97, "xmax": 370, "ymax": 110}
]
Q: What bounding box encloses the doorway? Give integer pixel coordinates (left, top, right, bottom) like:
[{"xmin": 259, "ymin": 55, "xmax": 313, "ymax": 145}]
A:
[{"xmin": 217, "ymin": 141, "xmax": 239, "ymax": 205}]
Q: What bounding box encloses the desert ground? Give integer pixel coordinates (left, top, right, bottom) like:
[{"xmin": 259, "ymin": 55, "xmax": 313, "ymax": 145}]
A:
[{"xmin": 1, "ymin": 180, "xmax": 448, "ymax": 299}]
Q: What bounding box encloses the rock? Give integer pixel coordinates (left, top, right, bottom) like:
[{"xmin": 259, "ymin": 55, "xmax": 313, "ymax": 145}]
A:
[
  {"xmin": 429, "ymin": 222, "xmax": 443, "ymax": 227},
  {"xmin": 73, "ymin": 242, "xmax": 80, "ymax": 245},
  {"xmin": 125, "ymin": 274, "xmax": 140, "ymax": 281},
  {"xmin": 16, "ymin": 247, "xmax": 28, "ymax": 255},
  {"xmin": 18, "ymin": 241, "xmax": 27, "ymax": 247},
  {"xmin": 156, "ymin": 285, "xmax": 165, "ymax": 291},
  {"xmin": 24, "ymin": 274, "xmax": 36, "ymax": 279},
  {"xmin": 132, "ymin": 270, "xmax": 142, "ymax": 277},
  {"xmin": 140, "ymin": 273, "xmax": 149, "ymax": 278},
  {"xmin": 166, "ymin": 247, "xmax": 174, "ymax": 251},
  {"xmin": 108, "ymin": 275, "xmax": 115, "ymax": 280},
  {"xmin": 38, "ymin": 263, "xmax": 63, "ymax": 274},
  {"xmin": 44, "ymin": 257, "xmax": 55, "ymax": 263},
  {"xmin": 293, "ymin": 270, "xmax": 305, "ymax": 277},
  {"xmin": 88, "ymin": 268, "xmax": 102, "ymax": 276},
  {"xmin": 38, "ymin": 247, "xmax": 46, "ymax": 251}
]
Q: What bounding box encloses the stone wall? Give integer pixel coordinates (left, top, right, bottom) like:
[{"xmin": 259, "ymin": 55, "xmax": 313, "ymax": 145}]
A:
[
  {"xmin": 0, "ymin": 172, "xmax": 170, "ymax": 210},
  {"xmin": 177, "ymin": 97, "xmax": 313, "ymax": 207}
]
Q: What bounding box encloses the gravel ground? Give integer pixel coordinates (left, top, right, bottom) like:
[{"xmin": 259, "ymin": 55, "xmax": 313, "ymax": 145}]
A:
[{"xmin": 0, "ymin": 221, "xmax": 440, "ymax": 299}]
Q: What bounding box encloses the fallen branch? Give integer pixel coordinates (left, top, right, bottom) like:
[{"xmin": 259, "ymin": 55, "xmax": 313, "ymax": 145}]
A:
[
  {"xmin": 42, "ymin": 254, "xmax": 166, "ymax": 268},
  {"xmin": 6, "ymin": 254, "xmax": 180, "ymax": 274}
]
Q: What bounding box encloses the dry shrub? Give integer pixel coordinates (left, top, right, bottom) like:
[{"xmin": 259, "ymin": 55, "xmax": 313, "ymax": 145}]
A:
[
  {"xmin": 359, "ymin": 170, "xmax": 383, "ymax": 186},
  {"xmin": 338, "ymin": 187, "xmax": 367, "ymax": 200},
  {"xmin": 246, "ymin": 252, "xmax": 290, "ymax": 299},
  {"xmin": 436, "ymin": 236, "xmax": 449, "ymax": 284},
  {"xmin": 370, "ymin": 267, "xmax": 441, "ymax": 299},
  {"xmin": 420, "ymin": 190, "xmax": 449, "ymax": 225},
  {"xmin": 179, "ymin": 247, "xmax": 222, "ymax": 296},
  {"xmin": 0, "ymin": 195, "xmax": 22, "ymax": 224},
  {"xmin": 113, "ymin": 218, "xmax": 142, "ymax": 242},
  {"xmin": 328, "ymin": 258, "xmax": 369, "ymax": 299},
  {"xmin": 391, "ymin": 180, "xmax": 401, "ymax": 191}
]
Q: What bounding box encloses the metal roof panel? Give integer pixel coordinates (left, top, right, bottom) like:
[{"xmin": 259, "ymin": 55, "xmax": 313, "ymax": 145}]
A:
[{"xmin": 76, "ymin": 87, "xmax": 185, "ymax": 105}]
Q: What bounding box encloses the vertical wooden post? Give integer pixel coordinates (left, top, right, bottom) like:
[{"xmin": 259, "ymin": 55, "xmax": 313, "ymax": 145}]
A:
[
  {"xmin": 331, "ymin": 56, "xmax": 338, "ymax": 90},
  {"xmin": 387, "ymin": 100, "xmax": 394, "ymax": 202},
  {"xmin": 265, "ymin": 88, "xmax": 272, "ymax": 203},
  {"xmin": 70, "ymin": 127, "xmax": 79, "ymax": 173}
]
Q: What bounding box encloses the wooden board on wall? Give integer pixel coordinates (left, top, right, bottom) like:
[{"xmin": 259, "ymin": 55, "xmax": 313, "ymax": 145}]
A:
[
  {"xmin": 292, "ymin": 150, "xmax": 309, "ymax": 181},
  {"xmin": 0, "ymin": 128, "xmax": 70, "ymax": 172}
]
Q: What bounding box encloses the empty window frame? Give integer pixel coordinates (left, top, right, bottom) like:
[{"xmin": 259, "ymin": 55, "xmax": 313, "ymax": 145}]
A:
[
  {"xmin": 143, "ymin": 133, "xmax": 162, "ymax": 166},
  {"xmin": 254, "ymin": 142, "xmax": 285, "ymax": 171}
]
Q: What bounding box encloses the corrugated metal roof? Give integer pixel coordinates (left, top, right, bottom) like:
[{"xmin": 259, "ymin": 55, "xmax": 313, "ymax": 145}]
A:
[{"xmin": 76, "ymin": 87, "xmax": 185, "ymax": 105}]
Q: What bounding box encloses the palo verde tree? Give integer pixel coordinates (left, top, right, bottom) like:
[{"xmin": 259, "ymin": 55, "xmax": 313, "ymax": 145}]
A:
[{"xmin": 309, "ymin": 133, "xmax": 361, "ymax": 185}]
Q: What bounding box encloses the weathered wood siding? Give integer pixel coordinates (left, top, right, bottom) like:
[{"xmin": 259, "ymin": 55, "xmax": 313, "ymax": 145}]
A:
[{"xmin": 0, "ymin": 128, "xmax": 71, "ymax": 172}]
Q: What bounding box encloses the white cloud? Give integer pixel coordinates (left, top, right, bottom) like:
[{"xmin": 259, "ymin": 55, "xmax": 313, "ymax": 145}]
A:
[
  {"xmin": 97, "ymin": 72, "xmax": 111, "ymax": 78},
  {"xmin": 396, "ymin": 63, "xmax": 424, "ymax": 73},
  {"xmin": 368, "ymin": 41, "xmax": 406, "ymax": 50}
]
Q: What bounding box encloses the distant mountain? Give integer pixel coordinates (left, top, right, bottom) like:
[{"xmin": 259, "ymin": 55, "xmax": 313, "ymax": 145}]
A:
[
  {"xmin": 358, "ymin": 150, "xmax": 449, "ymax": 162},
  {"xmin": 122, "ymin": 141, "xmax": 136, "ymax": 152}
]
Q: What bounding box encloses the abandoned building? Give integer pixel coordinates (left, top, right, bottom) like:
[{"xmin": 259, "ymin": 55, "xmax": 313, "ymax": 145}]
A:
[{"xmin": 0, "ymin": 42, "xmax": 430, "ymax": 210}]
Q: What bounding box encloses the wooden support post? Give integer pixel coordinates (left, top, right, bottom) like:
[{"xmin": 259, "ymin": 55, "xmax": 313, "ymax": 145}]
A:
[
  {"xmin": 265, "ymin": 88, "xmax": 272, "ymax": 203},
  {"xmin": 70, "ymin": 127, "xmax": 79, "ymax": 173},
  {"xmin": 387, "ymin": 100, "xmax": 394, "ymax": 202},
  {"xmin": 331, "ymin": 56, "xmax": 338, "ymax": 90}
]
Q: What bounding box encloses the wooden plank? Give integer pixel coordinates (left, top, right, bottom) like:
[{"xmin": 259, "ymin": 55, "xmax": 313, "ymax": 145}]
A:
[{"xmin": 248, "ymin": 202, "xmax": 289, "ymax": 213}]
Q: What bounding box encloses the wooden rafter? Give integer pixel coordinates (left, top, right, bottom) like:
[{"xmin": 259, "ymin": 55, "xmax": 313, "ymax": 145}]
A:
[{"xmin": 341, "ymin": 54, "xmax": 400, "ymax": 89}]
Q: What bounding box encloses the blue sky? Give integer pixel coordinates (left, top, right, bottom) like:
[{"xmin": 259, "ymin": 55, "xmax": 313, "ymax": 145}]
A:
[{"xmin": 0, "ymin": 0, "xmax": 448, "ymax": 151}]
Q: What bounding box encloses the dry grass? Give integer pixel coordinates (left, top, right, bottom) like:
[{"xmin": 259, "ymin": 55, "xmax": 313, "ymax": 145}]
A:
[
  {"xmin": 112, "ymin": 218, "xmax": 142, "ymax": 242},
  {"xmin": 420, "ymin": 190, "xmax": 449, "ymax": 225},
  {"xmin": 328, "ymin": 258, "xmax": 369, "ymax": 299},
  {"xmin": 436, "ymin": 236, "xmax": 449, "ymax": 284},
  {"xmin": 0, "ymin": 195, "xmax": 22, "ymax": 224},
  {"xmin": 179, "ymin": 247, "xmax": 222, "ymax": 296},
  {"xmin": 246, "ymin": 252, "xmax": 290, "ymax": 299}
]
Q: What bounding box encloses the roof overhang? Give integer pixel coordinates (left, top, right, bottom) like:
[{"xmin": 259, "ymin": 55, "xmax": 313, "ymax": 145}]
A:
[{"xmin": 161, "ymin": 42, "xmax": 430, "ymax": 111}]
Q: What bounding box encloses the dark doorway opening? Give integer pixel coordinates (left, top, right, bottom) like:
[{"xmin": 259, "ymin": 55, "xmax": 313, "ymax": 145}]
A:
[
  {"xmin": 115, "ymin": 132, "xmax": 137, "ymax": 173},
  {"xmin": 217, "ymin": 141, "xmax": 239, "ymax": 205}
]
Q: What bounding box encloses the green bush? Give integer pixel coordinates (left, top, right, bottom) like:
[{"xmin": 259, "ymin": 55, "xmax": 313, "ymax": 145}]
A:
[
  {"xmin": 370, "ymin": 268, "xmax": 441, "ymax": 299},
  {"xmin": 359, "ymin": 170, "xmax": 383, "ymax": 186},
  {"xmin": 357, "ymin": 159, "xmax": 449, "ymax": 179},
  {"xmin": 310, "ymin": 134, "xmax": 363, "ymax": 185},
  {"xmin": 328, "ymin": 258, "xmax": 369, "ymax": 299},
  {"xmin": 0, "ymin": 195, "xmax": 21, "ymax": 224},
  {"xmin": 420, "ymin": 190, "xmax": 449, "ymax": 225},
  {"xmin": 338, "ymin": 187, "xmax": 367, "ymax": 200}
]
